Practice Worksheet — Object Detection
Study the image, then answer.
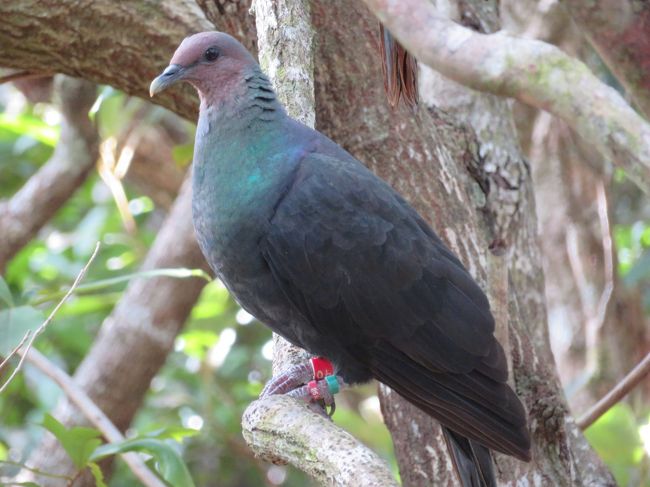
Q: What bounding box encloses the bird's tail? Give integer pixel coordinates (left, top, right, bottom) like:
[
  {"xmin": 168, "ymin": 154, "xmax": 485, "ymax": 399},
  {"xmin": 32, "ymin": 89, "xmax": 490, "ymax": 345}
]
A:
[
  {"xmin": 379, "ymin": 24, "xmax": 418, "ymax": 109},
  {"xmin": 442, "ymin": 427, "xmax": 496, "ymax": 487}
]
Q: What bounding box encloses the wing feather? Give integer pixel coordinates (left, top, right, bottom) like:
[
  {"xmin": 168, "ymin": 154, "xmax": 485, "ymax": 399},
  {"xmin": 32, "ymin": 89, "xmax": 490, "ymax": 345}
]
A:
[{"xmin": 260, "ymin": 153, "xmax": 530, "ymax": 458}]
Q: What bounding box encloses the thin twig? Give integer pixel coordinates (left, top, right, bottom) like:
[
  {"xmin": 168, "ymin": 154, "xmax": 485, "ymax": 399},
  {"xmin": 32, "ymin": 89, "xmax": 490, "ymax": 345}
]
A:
[
  {"xmin": 585, "ymin": 183, "xmax": 614, "ymax": 373},
  {"xmin": 577, "ymin": 352, "xmax": 650, "ymax": 430},
  {"xmin": 22, "ymin": 349, "xmax": 166, "ymax": 487},
  {"xmin": 29, "ymin": 267, "xmax": 212, "ymax": 306},
  {"xmin": 0, "ymin": 242, "xmax": 100, "ymax": 395},
  {"xmin": 595, "ymin": 182, "xmax": 614, "ymax": 326},
  {"xmin": 0, "ymin": 330, "xmax": 31, "ymax": 374}
]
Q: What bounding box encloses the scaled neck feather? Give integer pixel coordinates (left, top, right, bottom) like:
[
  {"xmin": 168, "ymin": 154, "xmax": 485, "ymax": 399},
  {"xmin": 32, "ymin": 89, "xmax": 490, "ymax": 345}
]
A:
[{"xmin": 198, "ymin": 66, "xmax": 285, "ymax": 135}]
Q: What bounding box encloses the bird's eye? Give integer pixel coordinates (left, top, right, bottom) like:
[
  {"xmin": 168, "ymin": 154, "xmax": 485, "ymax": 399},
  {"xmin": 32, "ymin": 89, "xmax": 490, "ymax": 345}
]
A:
[{"xmin": 204, "ymin": 47, "xmax": 220, "ymax": 62}]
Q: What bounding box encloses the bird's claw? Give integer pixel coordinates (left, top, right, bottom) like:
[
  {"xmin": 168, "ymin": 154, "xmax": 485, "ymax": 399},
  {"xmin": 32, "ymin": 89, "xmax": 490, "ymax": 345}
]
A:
[
  {"xmin": 260, "ymin": 357, "xmax": 344, "ymax": 417},
  {"xmin": 260, "ymin": 361, "xmax": 313, "ymax": 397}
]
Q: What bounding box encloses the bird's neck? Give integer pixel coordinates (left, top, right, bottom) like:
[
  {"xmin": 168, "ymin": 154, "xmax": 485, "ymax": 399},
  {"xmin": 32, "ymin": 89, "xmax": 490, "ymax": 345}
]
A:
[
  {"xmin": 199, "ymin": 66, "xmax": 285, "ymax": 134},
  {"xmin": 193, "ymin": 66, "xmax": 297, "ymax": 212}
]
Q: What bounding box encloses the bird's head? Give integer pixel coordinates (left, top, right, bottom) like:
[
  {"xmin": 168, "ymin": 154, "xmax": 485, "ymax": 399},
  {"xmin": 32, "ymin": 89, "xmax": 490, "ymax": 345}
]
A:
[{"xmin": 149, "ymin": 31, "xmax": 257, "ymax": 101}]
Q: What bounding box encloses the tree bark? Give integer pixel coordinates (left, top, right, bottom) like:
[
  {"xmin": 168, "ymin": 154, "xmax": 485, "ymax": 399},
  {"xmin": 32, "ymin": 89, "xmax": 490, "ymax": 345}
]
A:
[{"xmin": 0, "ymin": 0, "xmax": 213, "ymax": 120}]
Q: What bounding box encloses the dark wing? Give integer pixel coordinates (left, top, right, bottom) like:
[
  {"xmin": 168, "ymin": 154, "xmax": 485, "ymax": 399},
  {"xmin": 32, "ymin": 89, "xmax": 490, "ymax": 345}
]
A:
[{"xmin": 260, "ymin": 152, "xmax": 530, "ymax": 460}]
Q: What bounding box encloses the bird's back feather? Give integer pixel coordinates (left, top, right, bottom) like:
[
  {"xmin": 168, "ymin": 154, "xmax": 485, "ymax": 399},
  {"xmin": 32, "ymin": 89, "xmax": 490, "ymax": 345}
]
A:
[{"xmin": 259, "ymin": 151, "xmax": 531, "ymax": 460}]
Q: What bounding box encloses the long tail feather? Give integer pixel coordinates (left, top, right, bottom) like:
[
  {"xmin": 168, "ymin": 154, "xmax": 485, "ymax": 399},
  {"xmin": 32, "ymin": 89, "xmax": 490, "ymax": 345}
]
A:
[
  {"xmin": 379, "ymin": 24, "xmax": 418, "ymax": 109},
  {"xmin": 443, "ymin": 427, "xmax": 496, "ymax": 487}
]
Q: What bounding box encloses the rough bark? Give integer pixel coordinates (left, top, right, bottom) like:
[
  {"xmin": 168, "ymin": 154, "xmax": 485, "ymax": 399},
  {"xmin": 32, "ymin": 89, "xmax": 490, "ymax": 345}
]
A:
[
  {"xmin": 243, "ymin": 395, "xmax": 398, "ymax": 487},
  {"xmin": 562, "ymin": 0, "xmax": 650, "ymax": 119},
  {"xmin": 20, "ymin": 178, "xmax": 210, "ymax": 485},
  {"xmin": 0, "ymin": 76, "xmax": 98, "ymax": 273},
  {"xmin": 0, "ymin": 0, "xmax": 213, "ymax": 120},
  {"xmin": 360, "ymin": 0, "xmax": 650, "ymax": 194},
  {"xmin": 0, "ymin": 0, "xmax": 617, "ymax": 485}
]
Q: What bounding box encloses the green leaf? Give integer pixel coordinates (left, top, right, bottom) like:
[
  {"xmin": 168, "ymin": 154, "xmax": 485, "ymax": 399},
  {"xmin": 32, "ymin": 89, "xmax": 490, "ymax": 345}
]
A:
[
  {"xmin": 141, "ymin": 426, "xmax": 200, "ymax": 442},
  {"xmin": 31, "ymin": 267, "xmax": 212, "ymax": 305},
  {"xmin": 88, "ymin": 461, "xmax": 107, "ymax": 487},
  {"xmin": 584, "ymin": 403, "xmax": 644, "ymax": 486},
  {"xmin": 41, "ymin": 414, "xmax": 102, "ymax": 469},
  {"xmin": 0, "ymin": 275, "xmax": 14, "ymax": 308},
  {"xmin": 0, "ymin": 306, "xmax": 44, "ymax": 356},
  {"xmin": 172, "ymin": 144, "xmax": 194, "ymax": 168},
  {"xmin": 176, "ymin": 330, "xmax": 218, "ymax": 359},
  {"xmin": 91, "ymin": 438, "xmax": 195, "ymax": 487}
]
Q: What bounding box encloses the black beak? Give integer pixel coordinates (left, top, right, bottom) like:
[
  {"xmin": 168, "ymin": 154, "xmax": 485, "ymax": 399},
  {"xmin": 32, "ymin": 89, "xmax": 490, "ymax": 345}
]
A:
[{"xmin": 149, "ymin": 64, "xmax": 185, "ymax": 97}]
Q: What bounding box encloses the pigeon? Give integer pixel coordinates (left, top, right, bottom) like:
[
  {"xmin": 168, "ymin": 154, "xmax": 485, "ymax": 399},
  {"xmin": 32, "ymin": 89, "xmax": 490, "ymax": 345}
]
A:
[{"xmin": 150, "ymin": 31, "xmax": 530, "ymax": 486}]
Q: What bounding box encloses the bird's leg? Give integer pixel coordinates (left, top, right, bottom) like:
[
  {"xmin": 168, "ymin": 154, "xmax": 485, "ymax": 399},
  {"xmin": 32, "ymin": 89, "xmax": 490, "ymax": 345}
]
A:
[
  {"xmin": 286, "ymin": 374, "xmax": 346, "ymax": 416},
  {"xmin": 260, "ymin": 361, "xmax": 313, "ymax": 397},
  {"xmin": 260, "ymin": 357, "xmax": 346, "ymax": 416}
]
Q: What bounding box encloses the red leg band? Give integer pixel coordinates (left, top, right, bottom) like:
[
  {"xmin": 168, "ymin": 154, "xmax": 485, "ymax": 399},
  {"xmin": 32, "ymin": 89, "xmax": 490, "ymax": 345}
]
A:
[
  {"xmin": 307, "ymin": 380, "xmax": 322, "ymax": 401},
  {"xmin": 310, "ymin": 357, "xmax": 334, "ymax": 380}
]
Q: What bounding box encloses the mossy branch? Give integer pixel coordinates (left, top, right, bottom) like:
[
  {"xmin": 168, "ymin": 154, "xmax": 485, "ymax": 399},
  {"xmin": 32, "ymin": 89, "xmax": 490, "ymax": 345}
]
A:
[{"xmin": 361, "ymin": 0, "xmax": 650, "ymax": 193}]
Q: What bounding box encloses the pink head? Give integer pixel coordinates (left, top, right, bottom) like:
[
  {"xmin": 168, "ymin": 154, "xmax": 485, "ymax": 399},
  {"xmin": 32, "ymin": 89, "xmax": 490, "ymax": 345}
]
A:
[{"xmin": 149, "ymin": 31, "xmax": 257, "ymax": 101}]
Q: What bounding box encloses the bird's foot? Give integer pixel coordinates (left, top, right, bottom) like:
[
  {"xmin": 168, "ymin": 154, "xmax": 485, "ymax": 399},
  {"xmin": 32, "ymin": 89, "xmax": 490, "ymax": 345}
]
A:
[{"xmin": 260, "ymin": 357, "xmax": 345, "ymax": 417}]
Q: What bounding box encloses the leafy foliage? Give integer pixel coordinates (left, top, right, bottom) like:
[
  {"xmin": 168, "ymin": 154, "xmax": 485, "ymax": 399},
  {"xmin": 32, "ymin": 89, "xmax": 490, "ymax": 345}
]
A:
[
  {"xmin": 41, "ymin": 414, "xmax": 102, "ymax": 470},
  {"xmin": 92, "ymin": 437, "xmax": 195, "ymax": 487}
]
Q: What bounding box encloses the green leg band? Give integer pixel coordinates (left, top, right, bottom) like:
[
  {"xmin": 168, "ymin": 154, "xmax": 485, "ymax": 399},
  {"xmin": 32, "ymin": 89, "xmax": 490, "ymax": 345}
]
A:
[{"xmin": 325, "ymin": 375, "xmax": 340, "ymax": 395}]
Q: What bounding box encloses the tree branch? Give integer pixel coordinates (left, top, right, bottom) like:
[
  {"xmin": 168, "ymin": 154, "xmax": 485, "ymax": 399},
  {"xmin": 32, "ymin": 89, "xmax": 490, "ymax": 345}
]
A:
[
  {"xmin": 242, "ymin": 395, "xmax": 398, "ymax": 487},
  {"xmin": 562, "ymin": 0, "xmax": 650, "ymax": 119},
  {"xmin": 577, "ymin": 352, "xmax": 650, "ymax": 430},
  {"xmin": 241, "ymin": 1, "xmax": 395, "ymax": 484},
  {"xmin": 0, "ymin": 0, "xmax": 214, "ymax": 121},
  {"xmin": 0, "ymin": 76, "xmax": 99, "ymax": 272},
  {"xmin": 360, "ymin": 0, "xmax": 650, "ymax": 193},
  {"xmin": 22, "ymin": 349, "xmax": 165, "ymax": 487}
]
